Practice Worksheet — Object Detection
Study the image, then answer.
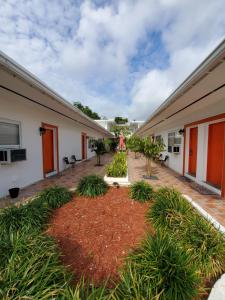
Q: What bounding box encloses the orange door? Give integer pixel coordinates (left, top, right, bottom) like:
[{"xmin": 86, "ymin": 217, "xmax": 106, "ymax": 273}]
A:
[
  {"xmin": 207, "ymin": 122, "xmax": 225, "ymax": 189},
  {"xmin": 81, "ymin": 133, "xmax": 87, "ymax": 160},
  {"xmin": 188, "ymin": 127, "xmax": 198, "ymax": 176},
  {"xmin": 43, "ymin": 129, "xmax": 54, "ymax": 174}
]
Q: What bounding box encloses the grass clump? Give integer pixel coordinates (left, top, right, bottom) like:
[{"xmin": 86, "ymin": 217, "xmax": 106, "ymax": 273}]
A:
[
  {"xmin": 149, "ymin": 186, "xmax": 225, "ymax": 280},
  {"xmin": 130, "ymin": 181, "xmax": 153, "ymax": 203},
  {"xmin": 0, "ymin": 231, "xmax": 73, "ymax": 299},
  {"xmin": 106, "ymin": 152, "xmax": 127, "ymax": 177},
  {"xmin": 0, "ymin": 198, "xmax": 51, "ymax": 237},
  {"xmin": 77, "ymin": 175, "xmax": 108, "ymax": 197},
  {"xmin": 38, "ymin": 185, "xmax": 72, "ymax": 209},
  {"xmin": 149, "ymin": 187, "xmax": 192, "ymax": 231},
  {"xmin": 115, "ymin": 232, "xmax": 200, "ymax": 300}
]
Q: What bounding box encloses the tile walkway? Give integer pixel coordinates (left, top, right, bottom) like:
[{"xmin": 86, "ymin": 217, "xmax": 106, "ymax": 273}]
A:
[
  {"xmin": 128, "ymin": 152, "xmax": 225, "ymax": 228},
  {"xmin": 0, "ymin": 153, "xmax": 113, "ymax": 208}
]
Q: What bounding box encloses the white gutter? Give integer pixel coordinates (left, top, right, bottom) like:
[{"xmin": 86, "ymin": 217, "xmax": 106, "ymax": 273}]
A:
[
  {"xmin": 0, "ymin": 51, "xmax": 113, "ymax": 137},
  {"xmin": 136, "ymin": 37, "xmax": 225, "ymax": 135}
]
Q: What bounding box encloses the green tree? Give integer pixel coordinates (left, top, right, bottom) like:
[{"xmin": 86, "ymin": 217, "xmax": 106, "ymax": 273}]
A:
[
  {"xmin": 92, "ymin": 139, "xmax": 105, "ymax": 166},
  {"xmin": 73, "ymin": 101, "xmax": 101, "ymax": 120},
  {"xmin": 140, "ymin": 137, "xmax": 165, "ymax": 178},
  {"xmin": 126, "ymin": 135, "xmax": 142, "ymax": 158}
]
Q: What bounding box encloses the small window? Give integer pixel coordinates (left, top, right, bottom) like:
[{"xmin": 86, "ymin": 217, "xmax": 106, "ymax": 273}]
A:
[
  {"xmin": 155, "ymin": 135, "xmax": 163, "ymax": 143},
  {"xmin": 0, "ymin": 121, "xmax": 20, "ymax": 148},
  {"xmin": 88, "ymin": 137, "xmax": 95, "ymax": 149}
]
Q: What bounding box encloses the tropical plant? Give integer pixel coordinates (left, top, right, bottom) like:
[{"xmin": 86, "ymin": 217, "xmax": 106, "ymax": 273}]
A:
[
  {"xmin": 115, "ymin": 232, "xmax": 200, "ymax": 300},
  {"xmin": 92, "ymin": 139, "xmax": 106, "ymax": 166},
  {"xmin": 149, "ymin": 187, "xmax": 225, "ymax": 279},
  {"xmin": 104, "ymin": 138, "xmax": 118, "ymax": 152},
  {"xmin": 0, "ymin": 199, "xmax": 51, "ymax": 237},
  {"xmin": 140, "ymin": 137, "xmax": 165, "ymax": 177},
  {"xmin": 149, "ymin": 187, "xmax": 192, "ymax": 231},
  {"xmin": 77, "ymin": 175, "xmax": 108, "ymax": 197},
  {"xmin": 38, "ymin": 185, "xmax": 72, "ymax": 209},
  {"xmin": 0, "ymin": 231, "xmax": 72, "ymax": 299},
  {"xmin": 126, "ymin": 135, "xmax": 142, "ymax": 158},
  {"xmin": 130, "ymin": 181, "xmax": 154, "ymax": 202},
  {"xmin": 106, "ymin": 152, "xmax": 127, "ymax": 177}
]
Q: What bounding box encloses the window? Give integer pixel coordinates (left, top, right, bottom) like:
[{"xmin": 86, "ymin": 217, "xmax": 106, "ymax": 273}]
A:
[
  {"xmin": 168, "ymin": 131, "xmax": 181, "ymax": 152},
  {"xmin": 155, "ymin": 135, "xmax": 163, "ymax": 143},
  {"xmin": 0, "ymin": 121, "xmax": 20, "ymax": 148},
  {"xmin": 88, "ymin": 137, "xmax": 95, "ymax": 149}
]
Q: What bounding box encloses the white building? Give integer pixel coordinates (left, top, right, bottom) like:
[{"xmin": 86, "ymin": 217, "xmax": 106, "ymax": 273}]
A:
[
  {"xmin": 96, "ymin": 119, "xmax": 144, "ymax": 135},
  {"xmin": 136, "ymin": 38, "xmax": 225, "ymax": 198},
  {"xmin": 0, "ymin": 52, "xmax": 112, "ymax": 198}
]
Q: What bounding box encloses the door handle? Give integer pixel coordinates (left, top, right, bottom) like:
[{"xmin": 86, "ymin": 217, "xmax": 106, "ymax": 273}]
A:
[{"xmin": 189, "ymin": 149, "xmax": 193, "ymax": 156}]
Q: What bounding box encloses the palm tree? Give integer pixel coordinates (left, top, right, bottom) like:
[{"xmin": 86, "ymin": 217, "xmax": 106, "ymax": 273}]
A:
[{"xmin": 92, "ymin": 139, "xmax": 106, "ymax": 166}]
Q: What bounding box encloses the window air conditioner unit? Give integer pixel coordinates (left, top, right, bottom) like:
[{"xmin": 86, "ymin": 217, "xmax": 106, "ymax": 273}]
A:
[
  {"xmin": 0, "ymin": 149, "xmax": 27, "ymax": 163},
  {"xmin": 173, "ymin": 146, "xmax": 180, "ymax": 154}
]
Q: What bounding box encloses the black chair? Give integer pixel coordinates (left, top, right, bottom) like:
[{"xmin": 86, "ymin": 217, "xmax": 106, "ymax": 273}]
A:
[
  {"xmin": 63, "ymin": 157, "xmax": 75, "ymax": 168},
  {"xmin": 158, "ymin": 154, "xmax": 169, "ymax": 166},
  {"xmin": 71, "ymin": 155, "xmax": 82, "ymax": 163}
]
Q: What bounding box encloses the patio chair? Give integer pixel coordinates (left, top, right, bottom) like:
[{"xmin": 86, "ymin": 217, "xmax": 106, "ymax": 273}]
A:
[
  {"xmin": 158, "ymin": 154, "xmax": 169, "ymax": 166},
  {"xmin": 71, "ymin": 155, "xmax": 82, "ymax": 163},
  {"xmin": 63, "ymin": 157, "xmax": 76, "ymax": 169}
]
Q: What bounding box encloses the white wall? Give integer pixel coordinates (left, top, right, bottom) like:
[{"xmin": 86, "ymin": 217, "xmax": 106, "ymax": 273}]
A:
[
  {"xmin": 154, "ymin": 127, "xmax": 184, "ymax": 174},
  {"xmin": 0, "ymin": 91, "xmax": 105, "ymax": 197}
]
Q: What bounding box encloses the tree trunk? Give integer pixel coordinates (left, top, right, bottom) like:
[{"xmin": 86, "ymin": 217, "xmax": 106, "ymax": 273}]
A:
[
  {"xmin": 146, "ymin": 158, "xmax": 152, "ymax": 177},
  {"xmin": 97, "ymin": 155, "xmax": 101, "ymax": 166},
  {"xmin": 134, "ymin": 152, "xmax": 137, "ymax": 159}
]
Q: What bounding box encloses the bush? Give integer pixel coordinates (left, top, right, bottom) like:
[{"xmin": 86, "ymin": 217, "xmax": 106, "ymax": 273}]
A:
[
  {"xmin": 38, "ymin": 185, "xmax": 72, "ymax": 209},
  {"xmin": 115, "ymin": 233, "xmax": 199, "ymax": 300},
  {"xmin": 0, "ymin": 198, "xmax": 51, "ymax": 237},
  {"xmin": 181, "ymin": 214, "xmax": 225, "ymax": 278},
  {"xmin": 0, "ymin": 231, "xmax": 72, "ymax": 299},
  {"xmin": 106, "ymin": 152, "xmax": 127, "ymax": 177},
  {"xmin": 77, "ymin": 175, "xmax": 108, "ymax": 197},
  {"xmin": 130, "ymin": 181, "xmax": 153, "ymax": 202},
  {"xmin": 149, "ymin": 187, "xmax": 225, "ymax": 280},
  {"xmin": 149, "ymin": 187, "xmax": 192, "ymax": 231}
]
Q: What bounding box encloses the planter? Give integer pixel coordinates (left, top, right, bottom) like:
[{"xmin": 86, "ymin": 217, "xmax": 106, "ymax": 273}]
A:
[
  {"xmin": 104, "ymin": 171, "xmax": 130, "ymax": 186},
  {"xmin": 9, "ymin": 187, "xmax": 20, "ymax": 198}
]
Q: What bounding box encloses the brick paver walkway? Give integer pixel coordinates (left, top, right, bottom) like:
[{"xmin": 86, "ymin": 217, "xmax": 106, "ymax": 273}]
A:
[
  {"xmin": 0, "ymin": 153, "xmax": 113, "ymax": 208},
  {"xmin": 128, "ymin": 153, "xmax": 225, "ymax": 227}
]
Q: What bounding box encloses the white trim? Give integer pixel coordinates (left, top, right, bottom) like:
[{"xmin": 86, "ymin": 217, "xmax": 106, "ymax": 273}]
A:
[{"xmin": 183, "ymin": 194, "xmax": 225, "ymax": 236}]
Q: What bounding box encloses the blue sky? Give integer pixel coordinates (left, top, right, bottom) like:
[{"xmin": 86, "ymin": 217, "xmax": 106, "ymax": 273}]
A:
[{"xmin": 0, "ymin": 0, "xmax": 225, "ymax": 120}]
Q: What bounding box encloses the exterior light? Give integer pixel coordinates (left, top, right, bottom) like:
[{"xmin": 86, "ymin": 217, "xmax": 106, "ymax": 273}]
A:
[
  {"xmin": 179, "ymin": 129, "xmax": 185, "ymax": 135},
  {"xmin": 39, "ymin": 127, "xmax": 46, "ymax": 136}
]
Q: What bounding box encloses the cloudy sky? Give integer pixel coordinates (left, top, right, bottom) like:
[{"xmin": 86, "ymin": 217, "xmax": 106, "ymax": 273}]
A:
[{"xmin": 1, "ymin": 0, "xmax": 225, "ymax": 120}]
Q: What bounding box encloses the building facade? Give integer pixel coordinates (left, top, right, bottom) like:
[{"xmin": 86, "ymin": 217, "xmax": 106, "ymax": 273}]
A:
[
  {"xmin": 0, "ymin": 52, "xmax": 112, "ymax": 198},
  {"xmin": 136, "ymin": 39, "xmax": 225, "ymax": 197}
]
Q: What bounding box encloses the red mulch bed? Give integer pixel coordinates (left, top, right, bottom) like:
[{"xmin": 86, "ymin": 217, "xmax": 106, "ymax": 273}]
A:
[{"xmin": 47, "ymin": 187, "xmax": 153, "ymax": 285}]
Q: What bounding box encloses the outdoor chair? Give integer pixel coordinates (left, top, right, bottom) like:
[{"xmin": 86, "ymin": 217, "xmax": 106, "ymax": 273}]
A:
[
  {"xmin": 158, "ymin": 154, "xmax": 169, "ymax": 166},
  {"xmin": 63, "ymin": 155, "xmax": 82, "ymax": 170},
  {"xmin": 71, "ymin": 155, "xmax": 82, "ymax": 163}
]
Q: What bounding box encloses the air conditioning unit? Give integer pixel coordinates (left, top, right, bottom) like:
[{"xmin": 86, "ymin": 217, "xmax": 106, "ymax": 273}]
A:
[
  {"xmin": 173, "ymin": 146, "xmax": 180, "ymax": 154},
  {"xmin": 0, "ymin": 149, "xmax": 27, "ymax": 164}
]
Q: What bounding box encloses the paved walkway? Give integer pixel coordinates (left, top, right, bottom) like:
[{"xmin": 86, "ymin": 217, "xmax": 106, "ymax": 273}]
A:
[
  {"xmin": 128, "ymin": 153, "xmax": 225, "ymax": 227},
  {"xmin": 0, "ymin": 153, "xmax": 113, "ymax": 208}
]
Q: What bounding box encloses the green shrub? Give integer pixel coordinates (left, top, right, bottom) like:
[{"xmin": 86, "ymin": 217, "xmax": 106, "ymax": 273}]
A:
[
  {"xmin": 38, "ymin": 185, "xmax": 72, "ymax": 209},
  {"xmin": 130, "ymin": 181, "xmax": 153, "ymax": 202},
  {"xmin": 115, "ymin": 232, "xmax": 199, "ymax": 300},
  {"xmin": 0, "ymin": 198, "xmax": 51, "ymax": 237},
  {"xmin": 77, "ymin": 175, "xmax": 108, "ymax": 197},
  {"xmin": 149, "ymin": 187, "xmax": 192, "ymax": 231},
  {"xmin": 0, "ymin": 231, "xmax": 72, "ymax": 299},
  {"xmin": 106, "ymin": 152, "xmax": 127, "ymax": 177},
  {"xmin": 181, "ymin": 214, "xmax": 225, "ymax": 278},
  {"xmin": 149, "ymin": 187, "xmax": 225, "ymax": 280}
]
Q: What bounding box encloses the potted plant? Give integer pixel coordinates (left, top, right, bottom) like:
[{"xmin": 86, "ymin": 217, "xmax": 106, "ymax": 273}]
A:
[
  {"xmin": 9, "ymin": 187, "xmax": 20, "ymax": 198},
  {"xmin": 140, "ymin": 137, "xmax": 165, "ymax": 179}
]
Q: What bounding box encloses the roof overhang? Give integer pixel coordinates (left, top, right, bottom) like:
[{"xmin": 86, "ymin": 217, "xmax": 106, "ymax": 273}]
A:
[
  {"xmin": 0, "ymin": 51, "xmax": 113, "ymax": 138},
  {"xmin": 136, "ymin": 38, "xmax": 225, "ymax": 136}
]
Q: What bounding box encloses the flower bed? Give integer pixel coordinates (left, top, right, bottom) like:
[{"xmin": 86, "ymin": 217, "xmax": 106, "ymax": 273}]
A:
[{"xmin": 104, "ymin": 152, "xmax": 129, "ymax": 185}]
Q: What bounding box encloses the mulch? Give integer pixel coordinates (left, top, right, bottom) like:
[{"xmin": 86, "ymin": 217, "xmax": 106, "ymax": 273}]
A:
[{"xmin": 47, "ymin": 187, "xmax": 153, "ymax": 285}]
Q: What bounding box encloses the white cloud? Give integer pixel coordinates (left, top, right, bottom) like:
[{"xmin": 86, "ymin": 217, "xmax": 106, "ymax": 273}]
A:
[{"xmin": 0, "ymin": 0, "xmax": 225, "ymax": 120}]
